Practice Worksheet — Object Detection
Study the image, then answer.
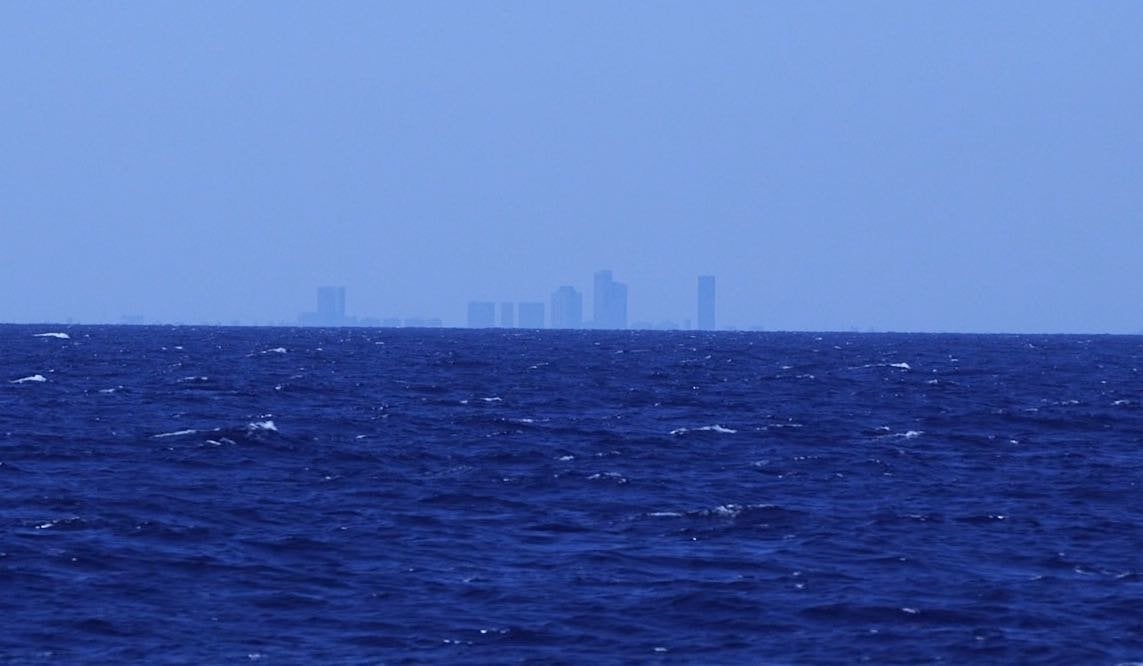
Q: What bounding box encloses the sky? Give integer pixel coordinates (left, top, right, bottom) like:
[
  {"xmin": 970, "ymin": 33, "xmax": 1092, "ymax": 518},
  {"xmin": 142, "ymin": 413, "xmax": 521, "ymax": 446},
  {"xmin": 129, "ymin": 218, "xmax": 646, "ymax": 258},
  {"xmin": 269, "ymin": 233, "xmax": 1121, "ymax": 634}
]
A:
[{"xmin": 2, "ymin": 1, "xmax": 1141, "ymax": 332}]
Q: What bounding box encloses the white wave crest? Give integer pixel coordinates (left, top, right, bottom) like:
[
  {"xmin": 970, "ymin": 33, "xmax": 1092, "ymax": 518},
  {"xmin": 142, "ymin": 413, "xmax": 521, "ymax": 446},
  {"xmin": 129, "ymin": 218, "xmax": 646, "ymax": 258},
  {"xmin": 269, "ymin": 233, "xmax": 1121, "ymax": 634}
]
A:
[
  {"xmin": 34, "ymin": 332, "xmax": 70, "ymax": 339},
  {"xmin": 152, "ymin": 429, "xmax": 198, "ymax": 438},
  {"xmin": 587, "ymin": 471, "xmax": 628, "ymax": 483},
  {"xmin": 247, "ymin": 420, "xmax": 278, "ymax": 432},
  {"xmin": 10, "ymin": 374, "xmax": 47, "ymax": 384},
  {"xmin": 707, "ymin": 502, "xmax": 780, "ymax": 518},
  {"xmin": 852, "ymin": 362, "xmax": 912, "ymax": 371},
  {"xmin": 876, "ymin": 429, "xmax": 924, "ymax": 440},
  {"xmin": 670, "ymin": 424, "xmax": 737, "ymax": 435}
]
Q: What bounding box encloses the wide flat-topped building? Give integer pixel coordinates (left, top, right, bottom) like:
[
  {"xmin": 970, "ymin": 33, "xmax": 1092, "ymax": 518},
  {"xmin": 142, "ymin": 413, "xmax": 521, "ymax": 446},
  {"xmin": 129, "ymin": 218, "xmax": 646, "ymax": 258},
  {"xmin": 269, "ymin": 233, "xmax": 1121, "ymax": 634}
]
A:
[
  {"xmin": 550, "ymin": 286, "xmax": 583, "ymax": 329},
  {"xmin": 467, "ymin": 301, "xmax": 496, "ymax": 328},
  {"xmin": 518, "ymin": 302, "xmax": 545, "ymax": 329}
]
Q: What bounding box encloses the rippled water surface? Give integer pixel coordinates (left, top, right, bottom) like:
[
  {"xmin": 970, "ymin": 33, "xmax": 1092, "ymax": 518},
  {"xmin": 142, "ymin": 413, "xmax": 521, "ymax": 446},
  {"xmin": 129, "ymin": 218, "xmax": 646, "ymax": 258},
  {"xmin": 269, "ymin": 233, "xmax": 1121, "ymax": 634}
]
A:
[{"xmin": 3, "ymin": 325, "xmax": 1142, "ymax": 663}]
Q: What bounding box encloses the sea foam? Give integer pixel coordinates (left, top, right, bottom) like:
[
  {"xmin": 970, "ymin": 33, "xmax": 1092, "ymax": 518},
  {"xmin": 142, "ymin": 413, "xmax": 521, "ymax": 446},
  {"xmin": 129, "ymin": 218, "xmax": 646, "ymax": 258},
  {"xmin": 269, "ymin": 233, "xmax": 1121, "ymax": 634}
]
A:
[
  {"xmin": 152, "ymin": 429, "xmax": 198, "ymax": 439},
  {"xmin": 670, "ymin": 425, "xmax": 737, "ymax": 435},
  {"xmin": 10, "ymin": 374, "xmax": 47, "ymax": 384}
]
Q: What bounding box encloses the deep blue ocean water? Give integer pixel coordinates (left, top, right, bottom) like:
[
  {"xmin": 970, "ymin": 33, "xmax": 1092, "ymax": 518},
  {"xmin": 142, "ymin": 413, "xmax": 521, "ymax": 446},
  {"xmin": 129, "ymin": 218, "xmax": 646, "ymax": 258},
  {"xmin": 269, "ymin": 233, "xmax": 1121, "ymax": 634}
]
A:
[{"xmin": 2, "ymin": 325, "xmax": 1142, "ymax": 664}]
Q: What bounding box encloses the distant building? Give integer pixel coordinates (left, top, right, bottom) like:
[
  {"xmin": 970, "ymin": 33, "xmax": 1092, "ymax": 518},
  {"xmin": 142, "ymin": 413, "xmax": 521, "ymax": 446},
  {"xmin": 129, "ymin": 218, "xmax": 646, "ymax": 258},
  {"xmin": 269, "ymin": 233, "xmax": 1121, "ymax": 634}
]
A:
[
  {"xmin": 551, "ymin": 286, "xmax": 583, "ymax": 329},
  {"xmin": 317, "ymin": 286, "xmax": 346, "ymax": 324},
  {"xmin": 592, "ymin": 270, "xmax": 627, "ymax": 330},
  {"xmin": 697, "ymin": 275, "xmax": 716, "ymax": 330},
  {"xmin": 518, "ymin": 302, "xmax": 545, "ymax": 329},
  {"xmin": 499, "ymin": 302, "xmax": 515, "ymax": 328},
  {"xmin": 299, "ymin": 286, "xmax": 348, "ymax": 326},
  {"xmin": 467, "ymin": 301, "xmax": 496, "ymax": 328}
]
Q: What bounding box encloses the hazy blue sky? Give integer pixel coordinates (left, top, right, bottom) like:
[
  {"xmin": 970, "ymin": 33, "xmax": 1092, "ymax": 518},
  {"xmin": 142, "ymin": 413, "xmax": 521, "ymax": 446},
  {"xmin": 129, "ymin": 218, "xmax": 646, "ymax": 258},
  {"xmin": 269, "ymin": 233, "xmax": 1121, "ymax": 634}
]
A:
[{"xmin": 3, "ymin": 2, "xmax": 1141, "ymax": 331}]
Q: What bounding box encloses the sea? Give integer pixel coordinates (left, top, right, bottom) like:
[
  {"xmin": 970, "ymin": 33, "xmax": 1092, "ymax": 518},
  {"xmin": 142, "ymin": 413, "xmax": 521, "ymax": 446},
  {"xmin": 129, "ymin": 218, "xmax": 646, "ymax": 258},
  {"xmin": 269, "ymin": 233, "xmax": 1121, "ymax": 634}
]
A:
[{"xmin": 2, "ymin": 324, "xmax": 1142, "ymax": 664}]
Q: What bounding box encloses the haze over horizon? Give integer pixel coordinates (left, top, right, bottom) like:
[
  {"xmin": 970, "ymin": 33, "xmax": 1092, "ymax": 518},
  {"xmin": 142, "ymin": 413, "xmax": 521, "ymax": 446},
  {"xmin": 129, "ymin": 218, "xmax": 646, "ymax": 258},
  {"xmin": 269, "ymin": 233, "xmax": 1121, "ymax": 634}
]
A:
[{"xmin": 3, "ymin": 2, "xmax": 1141, "ymax": 333}]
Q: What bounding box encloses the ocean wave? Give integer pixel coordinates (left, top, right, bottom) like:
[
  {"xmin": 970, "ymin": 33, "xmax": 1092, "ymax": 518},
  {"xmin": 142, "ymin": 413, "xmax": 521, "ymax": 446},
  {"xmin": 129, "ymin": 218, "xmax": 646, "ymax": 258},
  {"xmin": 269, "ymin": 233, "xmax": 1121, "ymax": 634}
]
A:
[
  {"xmin": 670, "ymin": 424, "xmax": 737, "ymax": 435},
  {"xmin": 874, "ymin": 429, "xmax": 923, "ymax": 439},
  {"xmin": 850, "ymin": 362, "xmax": 912, "ymax": 370},
  {"xmin": 10, "ymin": 374, "xmax": 47, "ymax": 384},
  {"xmin": 587, "ymin": 471, "xmax": 628, "ymax": 483},
  {"xmin": 152, "ymin": 429, "xmax": 199, "ymax": 439},
  {"xmin": 177, "ymin": 376, "xmax": 210, "ymax": 383},
  {"xmin": 247, "ymin": 420, "xmax": 278, "ymax": 433},
  {"xmin": 4, "ymin": 326, "xmax": 1142, "ymax": 663}
]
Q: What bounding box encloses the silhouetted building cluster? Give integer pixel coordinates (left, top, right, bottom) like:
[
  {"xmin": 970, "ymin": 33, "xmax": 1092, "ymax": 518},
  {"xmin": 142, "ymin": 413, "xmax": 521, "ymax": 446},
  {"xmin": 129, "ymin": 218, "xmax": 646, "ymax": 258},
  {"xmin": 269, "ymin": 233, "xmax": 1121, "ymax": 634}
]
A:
[
  {"xmin": 298, "ymin": 273, "xmax": 717, "ymax": 330},
  {"xmin": 299, "ymin": 287, "xmax": 441, "ymax": 328},
  {"xmin": 299, "ymin": 286, "xmax": 347, "ymax": 326},
  {"xmin": 465, "ymin": 271, "xmax": 717, "ymax": 330},
  {"xmin": 467, "ymin": 299, "xmax": 549, "ymax": 329}
]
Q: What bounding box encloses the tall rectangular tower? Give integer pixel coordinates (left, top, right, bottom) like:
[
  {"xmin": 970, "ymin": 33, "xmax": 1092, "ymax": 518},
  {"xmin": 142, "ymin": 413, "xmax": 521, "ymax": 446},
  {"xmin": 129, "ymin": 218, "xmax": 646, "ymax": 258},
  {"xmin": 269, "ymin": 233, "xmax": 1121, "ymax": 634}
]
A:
[
  {"xmin": 551, "ymin": 286, "xmax": 583, "ymax": 329},
  {"xmin": 697, "ymin": 275, "xmax": 716, "ymax": 330},
  {"xmin": 316, "ymin": 286, "xmax": 347, "ymax": 326},
  {"xmin": 593, "ymin": 270, "xmax": 612, "ymax": 328},
  {"xmin": 592, "ymin": 270, "xmax": 628, "ymax": 330}
]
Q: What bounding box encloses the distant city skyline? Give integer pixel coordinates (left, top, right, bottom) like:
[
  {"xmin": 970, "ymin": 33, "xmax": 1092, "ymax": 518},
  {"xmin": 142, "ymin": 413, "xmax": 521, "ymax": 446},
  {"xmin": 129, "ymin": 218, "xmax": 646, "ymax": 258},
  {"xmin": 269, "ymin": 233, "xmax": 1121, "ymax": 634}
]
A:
[
  {"xmin": 3, "ymin": 4, "xmax": 1141, "ymax": 333},
  {"xmin": 289, "ymin": 271, "xmax": 718, "ymax": 330}
]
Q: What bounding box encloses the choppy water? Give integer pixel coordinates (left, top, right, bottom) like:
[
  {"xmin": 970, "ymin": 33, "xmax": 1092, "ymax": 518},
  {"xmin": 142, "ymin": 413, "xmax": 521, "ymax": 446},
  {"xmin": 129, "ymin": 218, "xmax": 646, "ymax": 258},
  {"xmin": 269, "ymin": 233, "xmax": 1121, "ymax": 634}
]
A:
[{"xmin": 3, "ymin": 325, "xmax": 1142, "ymax": 663}]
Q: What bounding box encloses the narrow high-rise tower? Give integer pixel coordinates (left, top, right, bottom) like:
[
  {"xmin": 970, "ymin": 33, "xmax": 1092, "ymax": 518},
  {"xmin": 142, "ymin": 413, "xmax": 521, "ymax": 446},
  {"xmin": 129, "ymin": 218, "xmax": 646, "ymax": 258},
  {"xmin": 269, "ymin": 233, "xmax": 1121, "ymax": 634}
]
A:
[
  {"xmin": 592, "ymin": 270, "xmax": 628, "ymax": 330},
  {"xmin": 697, "ymin": 275, "xmax": 716, "ymax": 330}
]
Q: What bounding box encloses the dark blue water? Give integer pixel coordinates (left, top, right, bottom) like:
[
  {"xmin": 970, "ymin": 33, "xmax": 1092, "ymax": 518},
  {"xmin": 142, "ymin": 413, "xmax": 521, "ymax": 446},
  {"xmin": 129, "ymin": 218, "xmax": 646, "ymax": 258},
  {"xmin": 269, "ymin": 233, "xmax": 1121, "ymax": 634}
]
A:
[{"xmin": 3, "ymin": 325, "xmax": 1142, "ymax": 663}]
